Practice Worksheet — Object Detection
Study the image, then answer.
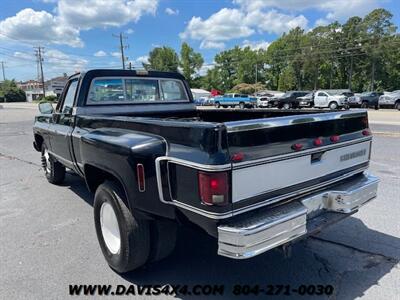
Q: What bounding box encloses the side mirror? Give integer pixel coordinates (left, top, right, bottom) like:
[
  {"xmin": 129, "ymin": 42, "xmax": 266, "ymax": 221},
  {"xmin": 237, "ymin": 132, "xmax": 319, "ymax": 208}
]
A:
[{"xmin": 38, "ymin": 102, "xmax": 54, "ymax": 114}]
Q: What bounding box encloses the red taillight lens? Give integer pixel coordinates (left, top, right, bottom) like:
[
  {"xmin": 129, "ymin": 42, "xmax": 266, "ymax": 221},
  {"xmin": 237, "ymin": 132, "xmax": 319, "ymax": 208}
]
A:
[
  {"xmin": 231, "ymin": 152, "xmax": 244, "ymax": 162},
  {"xmin": 314, "ymin": 137, "xmax": 323, "ymax": 146},
  {"xmin": 330, "ymin": 135, "xmax": 340, "ymax": 143},
  {"xmin": 198, "ymin": 171, "xmax": 229, "ymax": 206},
  {"xmin": 291, "ymin": 143, "xmax": 303, "ymax": 151},
  {"xmin": 362, "ymin": 129, "xmax": 371, "ymax": 136}
]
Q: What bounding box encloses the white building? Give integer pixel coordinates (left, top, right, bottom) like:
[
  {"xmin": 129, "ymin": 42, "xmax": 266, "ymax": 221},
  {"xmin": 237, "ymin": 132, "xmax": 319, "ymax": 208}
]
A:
[{"xmin": 25, "ymin": 89, "xmax": 57, "ymax": 102}]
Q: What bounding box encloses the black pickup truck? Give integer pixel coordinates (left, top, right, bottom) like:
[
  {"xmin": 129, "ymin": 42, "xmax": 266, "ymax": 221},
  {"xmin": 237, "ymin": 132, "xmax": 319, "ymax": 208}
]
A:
[{"xmin": 33, "ymin": 69, "xmax": 379, "ymax": 273}]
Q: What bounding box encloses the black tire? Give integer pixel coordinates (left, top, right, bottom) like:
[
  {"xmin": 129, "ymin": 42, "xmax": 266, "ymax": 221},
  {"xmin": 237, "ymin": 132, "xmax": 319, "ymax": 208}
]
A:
[
  {"xmin": 283, "ymin": 103, "xmax": 291, "ymax": 109},
  {"xmin": 214, "ymin": 102, "xmax": 220, "ymax": 108},
  {"xmin": 41, "ymin": 143, "xmax": 65, "ymax": 184},
  {"xmin": 148, "ymin": 219, "xmax": 177, "ymax": 263},
  {"xmin": 94, "ymin": 180, "xmax": 150, "ymax": 273},
  {"xmin": 374, "ymin": 104, "xmax": 379, "ymax": 110},
  {"xmin": 239, "ymin": 102, "xmax": 245, "ymax": 109},
  {"xmin": 329, "ymin": 102, "xmax": 338, "ymax": 110},
  {"xmin": 361, "ymin": 102, "xmax": 368, "ymax": 108},
  {"xmin": 395, "ymin": 102, "xmax": 400, "ymax": 111}
]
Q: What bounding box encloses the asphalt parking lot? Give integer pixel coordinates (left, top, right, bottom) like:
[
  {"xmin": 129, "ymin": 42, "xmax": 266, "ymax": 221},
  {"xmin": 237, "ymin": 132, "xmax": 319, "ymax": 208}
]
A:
[{"xmin": 0, "ymin": 103, "xmax": 399, "ymax": 299}]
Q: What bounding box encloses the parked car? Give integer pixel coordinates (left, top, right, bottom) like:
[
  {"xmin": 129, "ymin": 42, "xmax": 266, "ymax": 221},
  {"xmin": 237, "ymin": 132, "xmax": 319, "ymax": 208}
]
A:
[
  {"xmin": 257, "ymin": 93, "xmax": 274, "ymax": 108},
  {"xmin": 273, "ymin": 91, "xmax": 310, "ymax": 109},
  {"xmin": 297, "ymin": 92, "xmax": 315, "ymax": 108},
  {"xmin": 378, "ymin": 90, "xmax": 400, "ymax": 110},
  {"xmin": 33, "ymin": 69, "xmax": 379, "ymax": 273},
  {"xmin": 314, "ymin": 90, "xmax": 349, "ymax": 110},
  {"xmin": 348, "ymin": 92, "xmax": 382, "ymax": 109},
  {"xmin": 214, "ymin": 93, "xmax": 257, "ymax": 109}
]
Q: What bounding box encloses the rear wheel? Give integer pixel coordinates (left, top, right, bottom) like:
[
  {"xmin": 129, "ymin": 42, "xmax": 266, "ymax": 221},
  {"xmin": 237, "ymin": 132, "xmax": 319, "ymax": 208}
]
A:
[
  {"xmin": 395, "ymin": 101, "xmax": 400, "ymax": 111},
  {"xmin": 329, "ymin": 102, "xmax": 338, "ymax": 110},
  {"xmin": 214, "ymin": 102, "xmax": 220, "ymax": 108},
  {"xmin": 41, "ymin": 143, "xmax": 65, "ymax": 184},
  {"xmin": 239, "ymin": 102, "xmax": 245, "ymax": 109},
  {"xmin": 148, "ymin": 219, "xmax": 177, "ymax": 263},
  {"xmin": 94, "ymin": 180, "xmax": 150, "ymax": 273},
  {"xmin": 361, "ymin": 102, "xmax": 368, "ymax": 108},
  {"xmin": 282, "ymin": 103, "xmax": 291, "ymax": 109}
]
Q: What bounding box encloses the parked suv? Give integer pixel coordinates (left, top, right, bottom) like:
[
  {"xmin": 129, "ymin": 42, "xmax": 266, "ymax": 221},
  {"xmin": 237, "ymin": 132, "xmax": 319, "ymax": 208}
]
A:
[
  {"xmin": 379, "ymin": 91, "xmax": 400, "ymax": 110},
  {"xmin": 273, "ymin": 91, "xmax": 309, "ymax": 109},
  {"xmin": 348, "ymin": 92, "xmax": 382, "ymax": 109}
]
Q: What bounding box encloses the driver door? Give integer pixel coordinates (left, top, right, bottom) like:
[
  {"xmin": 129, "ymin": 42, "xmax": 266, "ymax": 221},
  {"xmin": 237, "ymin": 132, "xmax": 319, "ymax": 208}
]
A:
[
  {"xmin": 49, "ymin": 79, "xmax": 78, "ymax": 168},
  {"xmin": 316, "ymin": 92, "xmax": 328, "ymax": 107}
]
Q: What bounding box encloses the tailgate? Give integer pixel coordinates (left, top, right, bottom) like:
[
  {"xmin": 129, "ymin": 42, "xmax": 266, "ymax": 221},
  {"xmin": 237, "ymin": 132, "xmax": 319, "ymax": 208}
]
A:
[{"xmin": 224, "ymin": 110, "xmax": 371, "ymax": 210}]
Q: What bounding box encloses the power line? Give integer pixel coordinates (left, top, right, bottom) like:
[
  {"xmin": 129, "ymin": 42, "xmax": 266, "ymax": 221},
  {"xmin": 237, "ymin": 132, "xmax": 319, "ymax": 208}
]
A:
[{"xmin": 112, "ymin": 33, "xmax": 128, "ymax": 70}]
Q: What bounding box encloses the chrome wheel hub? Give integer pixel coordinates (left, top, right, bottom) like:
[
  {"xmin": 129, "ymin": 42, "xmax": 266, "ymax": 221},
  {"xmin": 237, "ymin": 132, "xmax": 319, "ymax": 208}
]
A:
[{"xmin": 100, "ymin": 202, "xmax": 121, "ymax": 254}]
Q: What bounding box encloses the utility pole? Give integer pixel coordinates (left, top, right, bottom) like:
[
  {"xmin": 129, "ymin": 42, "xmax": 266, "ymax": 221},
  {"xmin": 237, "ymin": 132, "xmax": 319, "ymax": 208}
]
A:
[
  {"xmin": 255, "ymin": 63, "xmax": 258, "ymax": 84},
  {"xmin": 1, "ymin": 61, "xmax": 5, "ymax": 81},
  {"xmin": 34, "ymin": 46, "xmax": 46, "ymax": 98},
  {"xmin": 113, "ymin": 33, "xmax": 128, "ymax": 70},
  {"xmin": 348, "ymin": 55, "xmax": 353, "ymax": 91}
]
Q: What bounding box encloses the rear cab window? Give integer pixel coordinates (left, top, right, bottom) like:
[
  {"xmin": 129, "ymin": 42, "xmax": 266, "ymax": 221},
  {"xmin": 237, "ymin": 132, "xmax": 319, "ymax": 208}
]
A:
[{"xmin": 87, "ymin": 77, "xmax": 189, "ymax": 105}]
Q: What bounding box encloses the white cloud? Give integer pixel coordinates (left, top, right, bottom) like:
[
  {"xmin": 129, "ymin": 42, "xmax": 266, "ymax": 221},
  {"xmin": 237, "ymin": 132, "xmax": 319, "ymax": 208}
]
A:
[
  {"xmin": 58, "ymin": 0, "xmax": 158, "ymax": 29},
  {"xmin": 234, "ymin": 0, "xmax": 382, "ymax": 21},
  {"xmin": 180, "ymin": 5, "xmax": 308, "ymax": 47},
  {"xmin": 200, "ymin": 41, "xmax": 226, "ymax": 49},
  {"xmin": 180, "ymin": 8, "xmax": 254, "ymax": 47},
  {"xmin": 44, "ymin": 49, "xmax": 88, "ymax": 73},
  {"xmin": 197, "ymin": 63, "xmax": 215, "ymax": 76},
  {"xmin": 13, "ymin": 51, "xmax": 34, "ymax": 60},
  {"xmin": 0, "ymin": 8, "xmax": 82, "ymax": 47},
  {"xmin": 0, "ymin": 1, "xmax": 159, "ymax": 48},
  {"xmin": 110, "ymin": 51, "xmax": 121, "ymax": 57},
  {"xmin": 315, "ymin": 18, "xmax": 330, "ymax": 27},
  {"xmin": 94, "ymin": 50, "xmax": 107, "ymax": 57},
  {"xmin": 242, "ymin": 40, "xmax": 270, "ymax": 50},
  {"xmin": 135, "ymin": 55, "xmax": 149, "ymax": 64},
  {"xmin": 125, "ymin": 28, "xmax": 134, "ymax": 34},
  {"xmin": 165, "ymin": 8, "xmax": 179, "ymax": 15},
  {"xmin": 245, "ymin": 10, "xmax": 308, "ymax": 35}
]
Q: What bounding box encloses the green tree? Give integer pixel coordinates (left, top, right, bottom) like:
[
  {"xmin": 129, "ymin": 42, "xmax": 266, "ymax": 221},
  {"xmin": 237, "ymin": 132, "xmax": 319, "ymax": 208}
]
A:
[
  {"xmin": 143, "ymin": 46, "xmax": 179, "ymax": 72},
  {"xmin": 0, "ymin": 80, "xmax": 26, "ymax": 102},
  {"xmin": 179, "ymin": 42, "xmax": 204, "ymax": 85}
]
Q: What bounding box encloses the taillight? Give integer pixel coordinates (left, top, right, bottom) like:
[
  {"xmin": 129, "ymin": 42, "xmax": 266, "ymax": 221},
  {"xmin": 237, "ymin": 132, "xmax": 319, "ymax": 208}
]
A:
[
  {"xmin": 330, "ymin": 135, "xmax": 340, "ymax": 143},
  {"xmin": 362, "ymin": 129, "xmax": 371, "ymax": 136},
  {"xmin": 198, "ymin": 171, "xmax": 229, "ymax": 206},
  {"xmin": 291, "ymin": 143, "xmax": 303, "ymax": 151},
  {"xmin": 313, "ymin": 137, "xmax": 323, "ymax": 146}
]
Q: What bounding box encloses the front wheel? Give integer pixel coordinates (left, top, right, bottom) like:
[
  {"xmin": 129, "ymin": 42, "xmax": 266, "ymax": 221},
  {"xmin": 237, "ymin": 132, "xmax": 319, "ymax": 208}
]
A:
[
  {"xmin": 239, "ymin": 102, "xmax": 245, "ymax": 109},
  {"xmin": 282, "ymin": 103, "xmax": 291, "ymax": 109},
  {"xmin": 361, "ymin": 102, "xmax": 368, "ymax": 108},
  {"xmin": 94, "ymin": 181, "xmax": 150, "ymax": 273},
  {"xmin": 214, "ymin": 102, "xmax": 220, "ymax": 108},
  {"xmin": 41, "ymin": 143, "xmax": 65, "ymax": 184},
  {"xmin": 395, "ymin": 102, "xmax": 400, "ymax": 111},
  {"xmin": 329, "ymin": 102, "xmax": 338, "ymax": 110}
]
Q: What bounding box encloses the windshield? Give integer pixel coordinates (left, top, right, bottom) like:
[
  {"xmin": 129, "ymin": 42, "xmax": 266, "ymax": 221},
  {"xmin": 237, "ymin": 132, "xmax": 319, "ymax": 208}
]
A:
[{"xmin": 281, "ymin": 92, "xmax": 291, "ymax": 97}]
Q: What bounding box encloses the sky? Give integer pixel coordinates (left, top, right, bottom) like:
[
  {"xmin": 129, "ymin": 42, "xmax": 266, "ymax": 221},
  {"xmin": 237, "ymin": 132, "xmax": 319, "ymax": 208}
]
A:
[{"xmin": 0, "ymin": 0, "xmax": 399, "ymax": 81}]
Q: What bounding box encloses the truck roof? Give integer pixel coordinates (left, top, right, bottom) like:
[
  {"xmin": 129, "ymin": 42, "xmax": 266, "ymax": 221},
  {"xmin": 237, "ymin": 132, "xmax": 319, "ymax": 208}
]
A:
[{"xmin": 76, "ymin": 69, "xmax": 187, "ymax": 81}]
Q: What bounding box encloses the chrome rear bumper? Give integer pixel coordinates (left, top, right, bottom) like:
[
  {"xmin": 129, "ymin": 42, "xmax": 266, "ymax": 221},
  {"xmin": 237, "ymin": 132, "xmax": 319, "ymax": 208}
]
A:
[{"xmin": 218, "ymin": 173, "xmax": 379, "ymax": 259}]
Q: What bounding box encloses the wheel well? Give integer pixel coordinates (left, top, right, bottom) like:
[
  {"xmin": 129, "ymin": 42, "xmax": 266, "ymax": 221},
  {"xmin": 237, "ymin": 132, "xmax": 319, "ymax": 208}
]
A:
[
  {"xmin": 84, "ymin": 164, "xmax": 126, "ymax": 195},
  {"xmin": 329, "ymin": 101, "xmax": 338, "ymax": 106},
  {"xmin": 34, "ymin": 134, "xmax": 44, "ymax": 150}
]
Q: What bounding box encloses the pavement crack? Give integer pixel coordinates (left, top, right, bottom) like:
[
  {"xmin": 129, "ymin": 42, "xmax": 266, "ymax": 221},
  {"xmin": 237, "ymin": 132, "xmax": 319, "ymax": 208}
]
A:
[
  {"xmin": 310, "ymin": 236, "xmax": 399, "ymax": 263},
  {"xmin": 0, "ymin": 152, "xmax": 41, "ymax": 167}
]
